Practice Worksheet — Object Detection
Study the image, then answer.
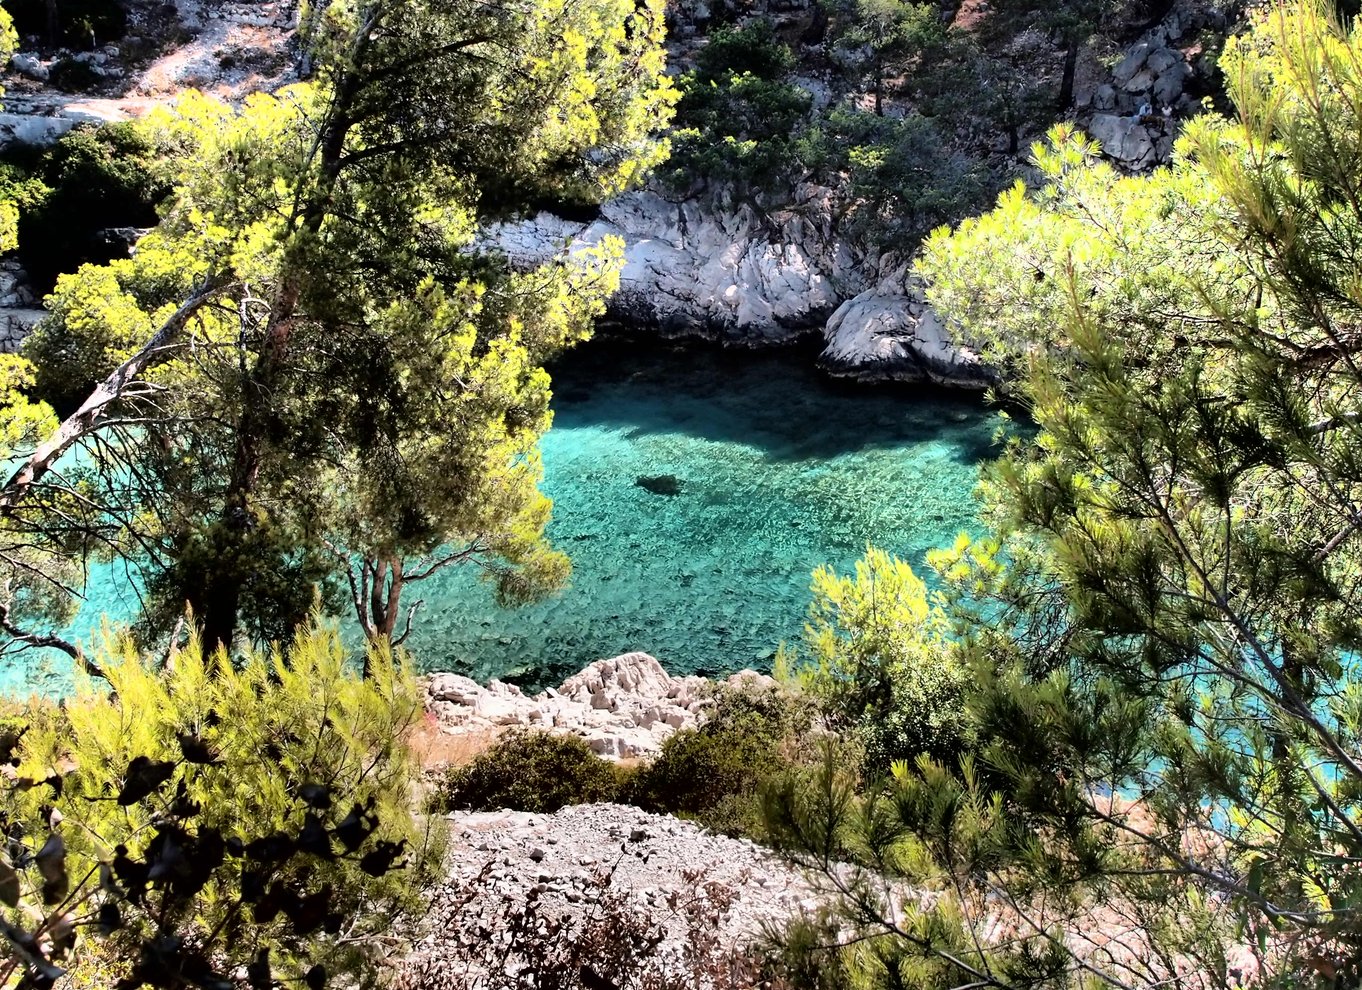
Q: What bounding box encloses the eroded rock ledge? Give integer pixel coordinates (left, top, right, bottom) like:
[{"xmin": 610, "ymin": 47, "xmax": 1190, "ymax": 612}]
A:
[
  {"xmin": 423, "ymin": 652, "xmax": 777, "ymax": 760},
  {"xmin": 481, "ymin": 190, "xmax": 994, "ymax": 389}
]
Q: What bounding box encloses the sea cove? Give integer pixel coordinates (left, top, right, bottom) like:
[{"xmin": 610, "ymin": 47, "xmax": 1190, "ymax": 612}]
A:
[
  {"xmin": 18, "ymin": 338, "xmax": 1002, "ymax": 695},
  {"xmin": 402, "ymin": 337, "xmax": 1001, "ymax": 688}
]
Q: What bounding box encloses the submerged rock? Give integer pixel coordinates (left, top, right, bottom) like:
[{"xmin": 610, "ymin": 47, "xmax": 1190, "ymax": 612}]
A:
[{"xmin": 634, "ymin": 474, "xmax": 682, "ymax": 496}]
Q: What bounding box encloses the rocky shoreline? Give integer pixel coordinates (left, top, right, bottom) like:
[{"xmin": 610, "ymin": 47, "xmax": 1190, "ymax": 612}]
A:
[{"xmin": 423, "ymin": 652, "xmax": 777, "ymax": 760}]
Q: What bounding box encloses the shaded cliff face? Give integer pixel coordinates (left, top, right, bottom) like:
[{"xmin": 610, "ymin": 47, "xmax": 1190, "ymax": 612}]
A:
[{"xmin": 0, "ymin": 0, "xmax": 1233, "ymax": 383}]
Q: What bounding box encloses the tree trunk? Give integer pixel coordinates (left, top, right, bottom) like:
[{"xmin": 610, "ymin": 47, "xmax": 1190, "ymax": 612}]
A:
[
  {"xmin": 874, "ymin": 58, "xmax": 884, "ymax": 116},
  {"xmin": 1058, "ymin": 35, "xmax": 1079, "ymax": 111},
  {"xmin": 196, "ymin": 61, "xmax": 366, "ymax": 655}
]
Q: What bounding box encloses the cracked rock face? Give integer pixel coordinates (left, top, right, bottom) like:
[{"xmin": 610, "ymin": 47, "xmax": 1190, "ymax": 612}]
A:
[
  {"xmin": 482, "ymin": 189, "xmax": 993, "ymax": 388},
  {"xmin": 423, "ymin": 653, "xmax": 779, "ymax": 760}
]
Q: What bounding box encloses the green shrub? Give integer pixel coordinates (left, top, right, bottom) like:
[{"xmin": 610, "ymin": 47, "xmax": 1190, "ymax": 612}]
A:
[
  {"xmin": 666, "ymin": 20, "xmax": 818, "ymax": 190},
  {"xmin": 433, "ymin": 731, "xmax": 626, "ymax": 813},
  {"xmin": 47, "ymin": 56, "xmax": 103, "ymax": 92},
  {"xmin": 693, "ymin": 20, "xmax": 797, "ymax": 80},
  {"xmin": 431, "ymin": 685, "xmax": 819, "ymax": 840},
  {"xmin": 0, "ymin": 623, "xmax": 438, "ymax": 987},
  {"xmin": 788, "ymin": 546, "xmax": 970, "ymax": 772},
  {"xmin": 12, "ymin": 122, "xmax": 170, "ymax": 310},
  {"xmin": 626, "ymin": 681, "xmax": 815, "ymax": 838}
]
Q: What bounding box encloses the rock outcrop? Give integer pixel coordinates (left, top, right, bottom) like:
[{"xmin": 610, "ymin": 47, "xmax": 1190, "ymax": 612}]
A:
[
  {"xmin": 423, "ymin": 652, "xmax": 778, "ymax": 759},
  {"xmin": 1075, "ymin": 0, "xmax": 1229, "ymax": 171},
  {"xmin": 0, "ymin": 261, "xmax": 40, "ymax": 353},
  {"xmin": 483, "ymin": 189, "xmax": 992, "ymax": 388}
]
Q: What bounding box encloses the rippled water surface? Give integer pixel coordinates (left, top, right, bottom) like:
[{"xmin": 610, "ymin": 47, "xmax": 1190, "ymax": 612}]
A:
[
  {"xmin": 14, "ymin": 338, "xmax": 1004, "ymax": 694},
  {"xmin": 402, "ymin": 338, "xmax": 1001, "ymax": 688}
]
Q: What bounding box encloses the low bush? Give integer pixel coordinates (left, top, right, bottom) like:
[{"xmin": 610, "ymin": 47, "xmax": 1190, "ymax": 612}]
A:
[
  {"xmin": 433, "ymin": 730, "xmax": 626, "ymax": 814},
  {"xmin": 626, "ymin": 681, "xmax": 817, "ymax": 838},
  {"xmin": 430, "ymin": 683, "xmax": 821, "ymax": 840},
  {"xmin": 665, "ymin": 20, "xmax": 820, "ymax": 191},
  {"xmin": 46, "ymin": 55, "xmax": 103, "ymax": 92}
]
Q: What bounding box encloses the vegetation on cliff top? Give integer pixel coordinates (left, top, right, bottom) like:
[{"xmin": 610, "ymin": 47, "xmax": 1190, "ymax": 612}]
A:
[{"xmin": 768, "ymin": 2, "xmax": 1362, "ymax": 986}]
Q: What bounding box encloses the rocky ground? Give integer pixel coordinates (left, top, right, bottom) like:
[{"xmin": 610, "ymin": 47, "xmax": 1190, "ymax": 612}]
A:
[
  {"xmin": 397, "ymin": 803, "xmax": 818, "ymax": 989},
  {"xmin": 424, "ymin": 652, "xmax": 777, "ymax": 759}
]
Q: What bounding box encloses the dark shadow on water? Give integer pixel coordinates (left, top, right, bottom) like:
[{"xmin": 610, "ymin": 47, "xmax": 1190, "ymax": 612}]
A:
[{"xmin": 547, "ymin": 333, "xmax": 1014, "ymax": 465}]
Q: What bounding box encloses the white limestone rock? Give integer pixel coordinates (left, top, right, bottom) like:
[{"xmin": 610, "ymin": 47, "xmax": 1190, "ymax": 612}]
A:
[
  {"xmin": 421, "ymin": 654, "xmax": 783, "ymax": 760},
  {"xmin": 1087, "ymin": 113, "xmax": 1173, "ymax": 172},
  {"xmin": 9, "ymin": 53, "xmax": 48, "ymax": 82},
  {"xmin": 480, "ymin": 186, "xmax": 995, "ymax": 385},
  {"xmin": 820, "ymin": 288, "xmax": 989, "ymax": 387}
]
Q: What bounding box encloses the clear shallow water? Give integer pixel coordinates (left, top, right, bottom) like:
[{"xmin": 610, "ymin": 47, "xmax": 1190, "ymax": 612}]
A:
[
  {"xmin": 9, "ymin": 338, "xmax": 1004, "ymax": 694},
  {"xmin": 400, "ymin": 338, "xmax": 1002, "ymax": 688}
]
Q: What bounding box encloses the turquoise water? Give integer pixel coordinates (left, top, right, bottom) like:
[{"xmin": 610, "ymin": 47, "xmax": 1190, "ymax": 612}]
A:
[
  {"xmin": 401, "ymin": 338, "xmax": 1001, "ymax": 688},
  {"xmin": 10, "ymin": 338, "xmax": 1004, "ymax": 694}
]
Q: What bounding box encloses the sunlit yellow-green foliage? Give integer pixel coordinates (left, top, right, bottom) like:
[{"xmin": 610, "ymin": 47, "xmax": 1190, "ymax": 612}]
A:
[
  {"xmin": 1, "ymin": 623, "xmax": 433, "ymax": 984},
  {"xmin": 0, "ymin": 357, "xmax": 56, "ymax": 457},
  {"xmin": 0, "ymin": 3, "xmax": 20, "ymax": 253},
  {"xmin": 18, "ymin": 0, "xmax": 676, "ymax": 646},
  {"xmin": 29, "ymin": 89, "xmax": 315, "ymax": 402},
  {"xmin": 788, "ymin": 545, "xmax": 967, "ymax": 767},
  {"xmin": 767, "ymin": 1, "xmax": 1362, "ymax": 985}
]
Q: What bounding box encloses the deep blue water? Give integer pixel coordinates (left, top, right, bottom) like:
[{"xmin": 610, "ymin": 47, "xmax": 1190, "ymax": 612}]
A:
[{"xmin": 7, "ymin": 337, "xmax": 1004, "ymax": 694}]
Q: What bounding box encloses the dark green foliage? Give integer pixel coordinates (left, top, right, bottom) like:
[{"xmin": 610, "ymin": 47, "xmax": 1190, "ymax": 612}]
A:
[
  {"xmin": 666, "ymin": 21, "xmax": 818, "ymax": 189},
  {"xmin": 693, "ymin": 20, "xmax": 797, "ymax": 79},
  {"xmin": 11, "ymin": 123, "xmax": 169, "ymax": 311},
  {"xmin": 434, "ymin": 731, "xmax": 626, "ymax": 814},
  {"xmin": 432, "ymin": 685, "xmax": 817, "ymax": 840},
  {"xmin": 627, "ymin": 683, "xmax": 814, "ymax": 837},
  {"xmin": 817, "ymin": 110, "xmax": 995, "ymax": 243},
  {"xmin": 46, "ymin": 55, "xmax": 103, "ymax": 92},
  {"xmin": 5, "ymin": 0, "xmax": 128, "ymax": 50}
]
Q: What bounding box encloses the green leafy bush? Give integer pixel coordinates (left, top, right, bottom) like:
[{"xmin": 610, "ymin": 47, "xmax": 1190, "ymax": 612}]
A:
[
  {"xmin": 433, "ymin": 731, "xmax": 626, "ymax": 814},
  {"xmin": 431, "ymin": 684, "xmax": 818, "ymax": 840},
  {"xmin": 666, "ymin": 21, "xmax": 818, "ymax": 189},
  {"xmin": 8, "ymin": 122, "xmax": 171, "ymax": 316},
  {"xmin": 0, "ymin": 623, "xmax": 438, "ymax": 987},
  {"xmin": 822, "ymin": 110, "xmax": 995, "ymax": 243},
  {"xmin": 626, "ymin": 681, "xmax": 817, "ymax": 838},
  {"xmin": 788, "ymin": 545, "xmax": 970, "ymax": 772}
]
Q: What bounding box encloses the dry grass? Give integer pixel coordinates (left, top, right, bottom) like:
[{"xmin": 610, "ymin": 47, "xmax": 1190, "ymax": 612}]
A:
[{"xmin": 406, "ymin": 713, "xmax": 504, "ymax": 772}]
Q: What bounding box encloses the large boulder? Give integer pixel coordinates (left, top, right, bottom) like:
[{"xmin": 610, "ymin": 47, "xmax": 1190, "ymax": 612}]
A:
[
  {"xmin": 1087, "ymin": 113, "xmax": 1172, "ymax": 172},
  {"xmin": 819, "ymin": 288, "xmax": 989, "ymax": 387}
]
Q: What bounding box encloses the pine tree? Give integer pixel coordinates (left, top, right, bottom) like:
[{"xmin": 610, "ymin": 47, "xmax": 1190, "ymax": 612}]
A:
[
  {"xmin": 769, "ymin": 2, "xmax": 1362, "ymax": 985},
  {"xmin": 1, "ymin": 0, "xmax": 675, "ymax": 658}
]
